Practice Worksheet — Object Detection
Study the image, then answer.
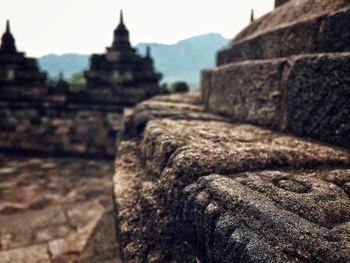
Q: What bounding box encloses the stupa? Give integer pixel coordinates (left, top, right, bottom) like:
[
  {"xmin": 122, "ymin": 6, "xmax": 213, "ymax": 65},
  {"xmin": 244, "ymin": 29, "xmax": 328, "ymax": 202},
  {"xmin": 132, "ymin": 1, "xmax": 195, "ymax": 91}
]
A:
[
  {"xmin": 0, "ymin": 20, "xmax": 46, "ymax": 97},
  {"xmin": 85, "ymin": 11, "xmax": 162, "ymax": 106}
]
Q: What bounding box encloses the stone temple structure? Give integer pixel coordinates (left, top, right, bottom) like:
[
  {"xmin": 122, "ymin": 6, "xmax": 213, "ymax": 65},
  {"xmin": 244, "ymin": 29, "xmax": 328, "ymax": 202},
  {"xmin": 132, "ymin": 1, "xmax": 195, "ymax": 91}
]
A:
[
  {"xmin": 0, "ymin": 20, "xmax": 123, "ymax": 159},
  {"xmin": 113, "ymin": 0, "xmax": 350, "ymax": 262},
  {"xmin": 0, "ymin": 20, "xmax": 46, "ymax": 98},
  {"xmin": 85, "ymin": 11, "xmax": 162, "ymax": 106},
  {"xmin": 0, "ymin": 19, "xmax": 122, "ymax": 263}
]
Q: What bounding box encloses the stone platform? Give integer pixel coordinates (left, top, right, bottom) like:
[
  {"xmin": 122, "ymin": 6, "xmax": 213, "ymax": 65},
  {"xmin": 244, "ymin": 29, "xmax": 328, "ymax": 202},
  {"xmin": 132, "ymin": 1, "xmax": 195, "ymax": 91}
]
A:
[
  {"xmin": 202, "ymin": 0, "xmax": 350, "ymax": 149},
  {"xmin": 113, "ymin": 1, "xmax": 350, "ymax": 261},
  {"xmin": 113, "ymin": 92, "xmax": 350, "ymax": 262},
  {"xmin": 217, "ymin": 0, "xmax": 350, "ymax": 65},
  {"xmin": 0, "ymin": 154, "xmax": 121, "ymax": 263},
  {"xmin": 202, "ymin": 52, "xmax": 350, "ymax": 148}
]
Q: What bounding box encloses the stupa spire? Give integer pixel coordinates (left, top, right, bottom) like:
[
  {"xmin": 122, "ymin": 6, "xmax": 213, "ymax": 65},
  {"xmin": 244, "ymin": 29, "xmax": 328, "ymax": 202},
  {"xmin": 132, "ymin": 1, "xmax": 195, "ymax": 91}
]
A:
[
  {"xmin": 120, "ymin": 10, "xmax": 124, "ymax": 25},
  {"xmin": 111, "ymin": 10, "xmax": 132, "ymax": 51},
  {"xmin": 250, "ymin": 9, "xmax": 255, "ymax": 23},
  {"xmin": 146, "ymin": 46, "xmax": 151, "ymax": 58},
  {"xmin": 6, "ymin": 20, "xmax": 10, "ymax": 33},
  {"xmin": 1, "ymin": 20, "xmax": 17, "ymax": 53}
]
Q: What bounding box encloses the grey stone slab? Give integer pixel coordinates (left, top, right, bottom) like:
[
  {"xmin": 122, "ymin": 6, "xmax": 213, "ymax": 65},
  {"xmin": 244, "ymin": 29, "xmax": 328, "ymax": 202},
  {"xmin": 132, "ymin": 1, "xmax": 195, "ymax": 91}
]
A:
[
  {"xmin": 124, "ymin": 92, "xmax": 228, "ymax": 138},
  {"xmin": 286, "ymin": 52, "xmax": 350, "ymax": 147},
  {"xmin": 217, "ymin": 3, "xmax": 350, "ymax": 65},
  {"xmin": 141, "ymin": 119, "xmax": 350, "ymax": 178},
  {"xmin": 114, "ymin": 118, "xmax": 350, "ymax": 262},
  {"xmin": 182, "ymin": 170, "xmax": 350, "ymax": 262},
  {"xmin": 202, "ymin": 53, "xmax": 350, "ymax": 148}
]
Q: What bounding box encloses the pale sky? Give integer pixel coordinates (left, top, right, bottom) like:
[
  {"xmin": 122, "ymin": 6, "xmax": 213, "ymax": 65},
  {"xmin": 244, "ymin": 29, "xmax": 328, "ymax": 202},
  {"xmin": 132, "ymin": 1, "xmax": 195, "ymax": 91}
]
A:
[{"xmin": 1, "ymin": 0, "xmax": 274, "ymax": 57}]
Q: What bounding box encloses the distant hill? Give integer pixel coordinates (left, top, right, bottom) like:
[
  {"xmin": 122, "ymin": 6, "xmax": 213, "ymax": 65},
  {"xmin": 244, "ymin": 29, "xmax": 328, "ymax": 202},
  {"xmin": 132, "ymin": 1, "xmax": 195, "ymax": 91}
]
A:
[
  {"xmin": 38, "ymin": 53, "xmax": 90, "ymax": 80},
  {"xmin": 137, "ymin": 33, "xmax": 229, "ymax": 87},
  {"xmin": 38, "ymin": 33, "xmax": 230, "ymax": 87}
]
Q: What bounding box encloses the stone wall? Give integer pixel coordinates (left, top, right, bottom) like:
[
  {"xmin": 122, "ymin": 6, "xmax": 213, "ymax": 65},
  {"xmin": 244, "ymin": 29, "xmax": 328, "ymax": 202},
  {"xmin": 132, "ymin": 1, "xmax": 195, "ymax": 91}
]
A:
[
  {"xmin": 0, "ymin": 99, "xmax": 123, "ymax": 158},
  {"xmin": 202, "ymin": 52, "xmax": 350, "ymax": 147}
]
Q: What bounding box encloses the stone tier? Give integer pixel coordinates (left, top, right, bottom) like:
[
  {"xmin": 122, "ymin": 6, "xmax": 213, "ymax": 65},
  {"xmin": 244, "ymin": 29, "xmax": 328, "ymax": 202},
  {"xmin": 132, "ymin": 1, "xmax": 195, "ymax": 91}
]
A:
[
  {"xmin": 202, "ymin": 52, "xmax": 350, "ymax": 148},
  {"xmin": 124, "ymin": 92, "xmax": 228, "ymax": 138},
  {"xmin": 113, "ymin": 93, "xmax": 350, "ymax": 262},
  {"xmin": 217, "ymin": 1, "xmax": 350, "ymax": 65},
  {"xmin": 0, "ymin": 100, "xmax": 123, "ymax": 158}
]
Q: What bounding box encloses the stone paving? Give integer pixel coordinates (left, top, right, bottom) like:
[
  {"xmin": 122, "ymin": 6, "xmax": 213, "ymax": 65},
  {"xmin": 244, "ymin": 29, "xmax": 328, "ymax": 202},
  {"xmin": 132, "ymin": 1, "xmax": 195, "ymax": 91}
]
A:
[{"xmin": 0, "ymin": 154, "xmax": 121, "ymax": 263}]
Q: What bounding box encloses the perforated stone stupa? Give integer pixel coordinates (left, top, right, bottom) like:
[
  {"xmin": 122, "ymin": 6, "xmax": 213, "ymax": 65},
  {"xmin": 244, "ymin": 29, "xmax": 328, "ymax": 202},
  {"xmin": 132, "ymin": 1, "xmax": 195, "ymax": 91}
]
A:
[
  {"xmin": 0, "ymin": 20, "xmax": 46, "ymax": 98},
  {"xmin": 85, "ymin": 11, "xmax": 162, "ymax": 106}
]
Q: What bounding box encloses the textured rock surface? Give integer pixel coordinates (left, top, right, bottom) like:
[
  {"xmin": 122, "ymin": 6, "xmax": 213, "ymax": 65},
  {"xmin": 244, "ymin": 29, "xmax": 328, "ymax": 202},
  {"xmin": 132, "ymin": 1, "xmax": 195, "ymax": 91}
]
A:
[
  {"xmin": 0, "ymin": 154, "xmax": 121, "ymax": 263},
  {"xmin": 141, "ymin": 119, "xmax": 350, "ymax": 178},
  {"xmin": 114, "ymin": 141, "xmax": 200, "ymax": 263},
  {"xmin": 202, "ymin": 52, "xmax": 350, "ymax": 148},
  {"xmin": 113, "ymin": 141, "xmax": 145, "ymax": 262},
  {"xmin": 114, "ymin": 92, "xmax": 350, "ymax": 262},
  {"xmin": 124, "ymin": 92, "xmax": 227, "ymax": 138},
  {"xmin": 286, "ymin": 53, "xmax": 350, "ymax": 147},
  {"xmin": 236, "ymin": 0, "xmax": 348, "ymax": 43},
  {"xmin": 217, "ymin": 1, "xmax": 350, "ymax": 65},
  {"xmin": 113, "ymin": 1, "xmax": 350, "ymax": 261},
  {"xmin": 183, "ymin": 171, "xmax": 350, "ymax": 262},
  {"xmin": 202, "ymin": 59, "xmax": 287, "ymax": 129},
  {"xmin": 0, "ymin": 101, "xmax": 123, "ymax": 157}
]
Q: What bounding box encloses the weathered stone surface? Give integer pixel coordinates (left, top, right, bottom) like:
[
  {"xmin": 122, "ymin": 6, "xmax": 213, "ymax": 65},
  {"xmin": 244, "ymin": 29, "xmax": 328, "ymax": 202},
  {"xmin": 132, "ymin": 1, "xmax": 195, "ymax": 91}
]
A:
[
  {"xmin": 202, "ymin": 52, "xmax": 350, "ymax": 148},
  {"xmin": 286, "ymin": 53, "xmax": 350, "ymax": 147},
  {"xmin": 114, "ymin": 117, "xmax": 350, "ymax": 262},
  {"xmin": 183, "ymin": 170, "xmax": 350, "ymax": 262},
  {"xmin": 113, "ymin": 141, "xmax": 152, "ymax": 262},
  {"xmin": 114, "ymin": 1, "xmax": 350, "ymax": 261},
  {"xmin": 0, "ymin": 244, "xmax": 50, "ymax": 263},
  {"xmin": 217, "ymin": 1, "xmax": 350, "ymax": 65},
  {"xmin": 142, "ymin": 119, "xmax": 350, "ymax": 178},
  {"xmin": 114, "ymin": 141, "xmax": 198, "ymax": 262},
  {"xmin": 151, "ymin": 91, "xmax": 202, "ymax": 105},
  {"xmin": 235, "ymin": 0, "xmax": 348, "ymax": 43},
  {"xmin": 0, "ymin": 154, "xmax": 120, "ymax": 263},
  {"xmin": 124, "ymin": 92, "xmax": 228, "ymax": 138},
  {"xmin": 202, "ymin": 59, "xmax": 287, "ymax": 129},
  {"xmin": 0, "ymin": 101, "xmax": 123, "ymax": 157}
]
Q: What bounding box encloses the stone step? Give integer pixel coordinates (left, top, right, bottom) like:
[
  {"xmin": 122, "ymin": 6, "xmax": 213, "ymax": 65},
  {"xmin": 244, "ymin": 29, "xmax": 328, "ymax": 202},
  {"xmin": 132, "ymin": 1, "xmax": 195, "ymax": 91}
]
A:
[
  {"xmin": 217, "ymin": 1, "xmax": 350, "ymax": 65},
  {"xmin": 141, "ymin": 119, "xmax": 350, "ymax": 178},
  {"xmin": 183, "ymin": 170, "xmax": 350, "ymax": 262},
  {"xmin": 202, "ymin": 52, "xmax": 350, "ymax": 148},
  {"xmin": 124, "ymin": 92, "xmax": 228, "ymax": 138},
  {"xmin": 114, "ymin": 106, "xmax": 350, "ymax": 261}
]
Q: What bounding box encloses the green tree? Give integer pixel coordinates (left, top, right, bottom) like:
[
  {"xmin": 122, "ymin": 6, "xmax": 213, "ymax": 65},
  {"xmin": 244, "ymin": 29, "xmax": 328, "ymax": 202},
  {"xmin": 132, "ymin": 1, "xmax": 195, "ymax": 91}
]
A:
[
  {"xmin": 68, "ymin": 72, "xmax": 86, "ymax": 90},
  {"xmin": 170, "ymin": 81, "xmax": 189, "ymax": 93}
]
